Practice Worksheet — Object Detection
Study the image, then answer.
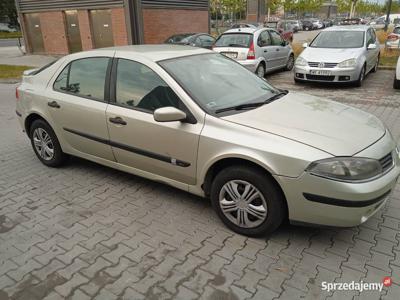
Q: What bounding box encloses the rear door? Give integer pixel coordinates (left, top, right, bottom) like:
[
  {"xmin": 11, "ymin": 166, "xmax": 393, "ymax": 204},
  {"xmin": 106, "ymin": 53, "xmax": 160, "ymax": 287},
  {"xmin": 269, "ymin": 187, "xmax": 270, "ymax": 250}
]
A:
[
  {"xmin": 269, "ymin": 30, "xmax": 290, "ymax": 67},
  {"xmin": 46, "ymin": 53, "xmax": 115, "ymax": 161}
]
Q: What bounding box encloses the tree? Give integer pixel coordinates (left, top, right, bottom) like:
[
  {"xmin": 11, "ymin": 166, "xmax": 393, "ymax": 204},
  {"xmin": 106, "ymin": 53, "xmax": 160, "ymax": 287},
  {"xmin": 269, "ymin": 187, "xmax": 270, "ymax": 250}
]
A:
[{"xmin": 0, "ymin": 0, "xmax": 18, "ymax": 27}]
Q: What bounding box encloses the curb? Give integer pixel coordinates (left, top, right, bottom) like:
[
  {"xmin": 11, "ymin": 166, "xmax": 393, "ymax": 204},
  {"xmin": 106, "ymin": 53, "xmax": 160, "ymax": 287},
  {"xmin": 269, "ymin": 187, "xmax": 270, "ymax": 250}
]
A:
[
  {"xmin": 0, "ymin": 78, "xmax": 20, "ymax": 84},
  {"xmin": 378, "ymin": 66, "xmax": 396, "ymax": 70}
]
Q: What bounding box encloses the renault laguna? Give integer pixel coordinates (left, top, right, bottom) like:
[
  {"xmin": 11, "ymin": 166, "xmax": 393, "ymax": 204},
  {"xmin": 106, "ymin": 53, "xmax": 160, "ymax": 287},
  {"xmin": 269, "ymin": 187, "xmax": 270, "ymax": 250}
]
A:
[{"xmin": 16, "ymin": 45, "xmax": 400, "ymax": 236}]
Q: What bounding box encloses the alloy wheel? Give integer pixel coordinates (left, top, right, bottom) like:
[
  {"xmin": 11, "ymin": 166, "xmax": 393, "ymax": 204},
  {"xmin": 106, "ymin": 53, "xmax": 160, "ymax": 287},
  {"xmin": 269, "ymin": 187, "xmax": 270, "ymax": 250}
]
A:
[
  {"xmin": 218, "ymin": 180, "xmax": 267, "ymax": 228},
  {"xmin": 33, "ymin": 128, "xmax": 54, "ymax": 161}
]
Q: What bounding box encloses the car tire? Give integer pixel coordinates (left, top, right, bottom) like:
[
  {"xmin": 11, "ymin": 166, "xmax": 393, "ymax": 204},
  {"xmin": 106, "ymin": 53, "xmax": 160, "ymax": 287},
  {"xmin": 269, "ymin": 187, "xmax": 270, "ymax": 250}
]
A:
[
  {"xmin": 210, "ymin": 165, "xmax": 286, "ymax": 237},
  {"xmin": 286, "ymin": 54, "xmax": 295, "ymax": 71},
  {"xmin": 355, "ymin": 65, "xmax": 366, "ymax": 87},
  {"xmin": 256, "ymin": 64, "xmax": 266, "ymax": 78},
  {"xmin": 394, "ymin": 77, "xmax": 400, "ymax": 89},
  {"xmin": 29, "ymin": 119, "xmax": 68, "ymax": 167},
  {"xmin": 371, "ymin": 55, "xmax": 379, "ymax": 73}
]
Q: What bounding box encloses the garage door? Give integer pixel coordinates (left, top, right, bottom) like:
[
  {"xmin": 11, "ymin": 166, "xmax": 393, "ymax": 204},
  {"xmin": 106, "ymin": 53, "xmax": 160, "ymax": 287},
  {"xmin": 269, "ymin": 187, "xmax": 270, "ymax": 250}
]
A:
[
  {"xmin": 90, "ymin": 10, "xmax": 114, "ymax": 48},
  {"xmin": 24, "ymin": 13, "xmax": 45, "ymax": 53}
]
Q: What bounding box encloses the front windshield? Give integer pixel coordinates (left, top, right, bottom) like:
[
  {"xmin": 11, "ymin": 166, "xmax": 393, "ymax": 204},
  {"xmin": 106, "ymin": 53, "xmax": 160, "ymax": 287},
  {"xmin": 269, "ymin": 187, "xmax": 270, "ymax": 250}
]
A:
[
  {"xmin": 159, "ymin": 53, "xmax": 277, "ymax": 113},
  {"xmin": 310, "ymin": 31, "xmax": 365, "ymax": 48}
]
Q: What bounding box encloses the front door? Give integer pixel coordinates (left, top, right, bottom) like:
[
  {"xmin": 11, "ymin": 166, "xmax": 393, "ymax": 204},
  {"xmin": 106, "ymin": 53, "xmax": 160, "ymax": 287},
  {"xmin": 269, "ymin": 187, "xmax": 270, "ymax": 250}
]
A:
[
  {"xmin": 90, "ymin": 10, "xmax": 114, "ymax": 48},
  {"xmin": 65, "ymin": 10, "xmax": 82, "ymax": 53},
  {"xmin": 24, "ymin": 13, "xmax": 45, "ymax": 53},
  {"xmin": 106, "ymin": 58, "xmax": 202, "ymax": 185},
  {"xmin": 47, "ymin": 55, "xmax": 114, "ymax": 161}
]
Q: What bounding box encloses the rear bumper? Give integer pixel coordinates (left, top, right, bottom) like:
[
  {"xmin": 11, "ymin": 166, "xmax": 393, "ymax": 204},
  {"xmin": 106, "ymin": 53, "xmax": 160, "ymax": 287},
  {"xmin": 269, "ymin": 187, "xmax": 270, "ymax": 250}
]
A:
[
  {"xmin": 239, "ymin": 60, "xmax": 258, "ymax": 73},
  {"xmin": 294, "ymin": 65, "xmax": 361, "ymax": 83}
]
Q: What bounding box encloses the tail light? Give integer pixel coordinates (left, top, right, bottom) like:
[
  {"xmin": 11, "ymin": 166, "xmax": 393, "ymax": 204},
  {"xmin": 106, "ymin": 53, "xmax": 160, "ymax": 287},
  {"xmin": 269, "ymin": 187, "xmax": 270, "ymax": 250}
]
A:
[
  {"xmin": 247, "ymin": 41, "xmax": 255, "ymax": 60},
  {"xmin": 387, "ymin": 34, "xmax": 399, "ymax": 40},
  {"xmin": 15, "ymin": 86, "xmax": 20, "ymax": 100}
]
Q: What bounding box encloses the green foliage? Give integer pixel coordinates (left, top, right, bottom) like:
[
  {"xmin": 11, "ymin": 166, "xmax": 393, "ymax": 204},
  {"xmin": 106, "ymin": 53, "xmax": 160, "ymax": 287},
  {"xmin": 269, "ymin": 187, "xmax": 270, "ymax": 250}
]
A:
[{"xmin": 0, "ymin": 0, "xmax": 18, "ymax": 27}]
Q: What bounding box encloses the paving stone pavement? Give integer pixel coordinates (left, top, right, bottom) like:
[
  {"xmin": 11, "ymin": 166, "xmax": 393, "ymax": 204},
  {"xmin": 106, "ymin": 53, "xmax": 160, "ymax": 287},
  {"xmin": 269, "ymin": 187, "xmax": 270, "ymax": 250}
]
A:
[{"xmin": 1, "ymin": 69, "xmax": 400, "ymax": 300}]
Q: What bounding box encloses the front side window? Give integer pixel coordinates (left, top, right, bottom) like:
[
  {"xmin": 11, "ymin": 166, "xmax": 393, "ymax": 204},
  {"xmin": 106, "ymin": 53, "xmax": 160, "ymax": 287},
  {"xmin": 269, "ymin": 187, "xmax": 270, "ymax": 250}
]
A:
[
  {"xmin": 310, "ymin": 31, "xmax": 365, "ymax": 48},
  {"xmin": 159, "ymin": 53, "xmax": 277, "ymax": 113},
  {"xmin": 269, "ymin": 30, "xmax": 283, "ymax": 46},
  {"xmin": 53, "ymin": 57, "xmax": 109, "ymax": 101},
  {"xmin": 115, "ymin": 59, "xmax": 180, "ymax": 112}
]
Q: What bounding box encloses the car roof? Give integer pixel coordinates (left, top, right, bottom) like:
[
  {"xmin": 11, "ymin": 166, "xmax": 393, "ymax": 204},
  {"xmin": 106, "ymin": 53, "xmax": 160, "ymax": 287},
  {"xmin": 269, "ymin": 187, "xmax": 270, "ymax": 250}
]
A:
[
  {"xmin": 323, "ymin": 25, "xmax": 370, "ymax": 31},
  {"xmin": 224, "ymin": 27, "xmax": 264, "ymax": 34},
  {"xmin": 74, "ymin": 45, "xmax": 211, "ymax": 62}
]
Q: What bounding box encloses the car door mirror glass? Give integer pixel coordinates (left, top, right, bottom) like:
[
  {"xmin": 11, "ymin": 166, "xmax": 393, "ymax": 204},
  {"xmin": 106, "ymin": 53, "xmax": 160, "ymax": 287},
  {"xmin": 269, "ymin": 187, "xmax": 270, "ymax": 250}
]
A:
[
  {"xmin": 302, "ymin": 42, "xmax": 308, "ymax": 48},
  {"xmin": 153, "ymin": 107, "xmax": 187, "ymax": 122},
  {"xmin": 367, "ymin": 43, "xmax": 377, "ymax": 50}
]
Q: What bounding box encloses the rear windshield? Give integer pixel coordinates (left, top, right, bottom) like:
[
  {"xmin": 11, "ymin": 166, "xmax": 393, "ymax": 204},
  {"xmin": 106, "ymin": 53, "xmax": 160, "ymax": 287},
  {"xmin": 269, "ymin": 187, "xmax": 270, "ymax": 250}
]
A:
[
  {"xmin": 215, "ymin": 33, "xmax": 252, "ymax": 48},
  {"xmin": 165, "ymin": 34, "xmax": 194, "ymax": 44},
  {"xmin": 29, "ymin": 59, "xmax": 58, "ymax": 75}
]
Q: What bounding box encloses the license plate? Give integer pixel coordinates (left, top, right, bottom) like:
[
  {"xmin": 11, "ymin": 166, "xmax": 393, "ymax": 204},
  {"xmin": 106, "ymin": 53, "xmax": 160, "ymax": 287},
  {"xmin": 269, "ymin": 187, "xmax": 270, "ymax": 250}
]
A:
[
  {"xmin": 310, "ymin": 70, "xmax": 331, "ymax": 76},
  {"xmin": 221, "ymin": 52, "xmax": 238, "ymax": 59}
]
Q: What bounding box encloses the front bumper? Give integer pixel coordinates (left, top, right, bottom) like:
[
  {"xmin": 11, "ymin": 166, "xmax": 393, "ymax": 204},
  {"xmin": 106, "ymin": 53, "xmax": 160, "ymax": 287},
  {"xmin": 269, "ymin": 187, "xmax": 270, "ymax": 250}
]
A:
[
  {"xmin": 277, "ymin": 135, "xmax": 400, "ymax": 227},
  {"xmin": 294, "ymin": 65, "xmax": 361, "ymax": 83}
]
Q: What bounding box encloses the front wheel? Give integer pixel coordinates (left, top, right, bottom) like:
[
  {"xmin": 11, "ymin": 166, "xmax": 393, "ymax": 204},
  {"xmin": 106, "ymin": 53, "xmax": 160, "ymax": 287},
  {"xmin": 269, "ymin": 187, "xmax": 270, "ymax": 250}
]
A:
[
  {"xmin": 30, "ymin": 119, "xmax": 68, "ymax": 167},
  {"xmin": 210, "ymin": 166, "xmax": 286, "ymax": 237},
  {"xmin": 355, "ymin": 65, "xmax": 366, "ymax": 87}
]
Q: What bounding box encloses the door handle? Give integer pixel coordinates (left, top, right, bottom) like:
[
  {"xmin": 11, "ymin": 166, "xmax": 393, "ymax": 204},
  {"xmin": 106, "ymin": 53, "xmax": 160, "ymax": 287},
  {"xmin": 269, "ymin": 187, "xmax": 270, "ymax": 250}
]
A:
[
  {"xmin": 109, "ymin": 116, "xmax": 127, "ymax": 125},
  {"xmin": 264, "ymin": 50, "xmax": 268, "ymax": 52},
  {"xmin": 48, "ymin": 101, "xmax": 60, "ymax": 108},
  {"xmin": 276, "ymin": 48, "xmax": 280, "ymax": 51}
]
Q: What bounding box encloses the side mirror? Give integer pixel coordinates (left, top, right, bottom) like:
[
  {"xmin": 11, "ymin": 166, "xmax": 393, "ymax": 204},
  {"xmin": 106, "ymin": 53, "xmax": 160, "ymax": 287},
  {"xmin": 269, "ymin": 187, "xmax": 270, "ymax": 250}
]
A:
[
  {"xmin": 153, "ymin": 107, "xmax": 187, "ymax": 122},
  {"xmin": 367, "ymin": 43, "xmax": 377, "ymax": 50},
  {"xmin": 302, "ymin": 42, "xmax": 308, "ymax": 48}
]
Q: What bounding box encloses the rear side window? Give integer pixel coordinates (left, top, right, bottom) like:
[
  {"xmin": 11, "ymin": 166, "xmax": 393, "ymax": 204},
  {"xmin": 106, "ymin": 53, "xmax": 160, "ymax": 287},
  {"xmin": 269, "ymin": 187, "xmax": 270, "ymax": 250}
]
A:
[
  {"xmin": 215, "ymin": 33, "xmax": 252, "ymax": 48},
  {"xmin": 53, "ymin": 57, "xmax": 110, "ymax": 101}
]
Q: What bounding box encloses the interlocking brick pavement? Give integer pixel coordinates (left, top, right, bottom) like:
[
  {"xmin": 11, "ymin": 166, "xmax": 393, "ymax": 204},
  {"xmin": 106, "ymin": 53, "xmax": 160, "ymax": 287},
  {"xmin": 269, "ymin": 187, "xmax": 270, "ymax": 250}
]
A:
[{"xmin": 1, "ymin": 69, "xmax": 400, "ymax": 299}]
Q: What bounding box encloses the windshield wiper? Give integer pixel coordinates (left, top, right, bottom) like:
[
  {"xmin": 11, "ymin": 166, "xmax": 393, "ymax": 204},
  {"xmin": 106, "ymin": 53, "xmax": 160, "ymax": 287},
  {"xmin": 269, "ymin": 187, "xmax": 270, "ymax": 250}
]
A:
[
  {"xmin": 215, "ymin": 90, "xmax": 289, "ymax": 114},
  {"xmin": 228, "ymin": 43, "xmax": 246, "ymax": 47}
]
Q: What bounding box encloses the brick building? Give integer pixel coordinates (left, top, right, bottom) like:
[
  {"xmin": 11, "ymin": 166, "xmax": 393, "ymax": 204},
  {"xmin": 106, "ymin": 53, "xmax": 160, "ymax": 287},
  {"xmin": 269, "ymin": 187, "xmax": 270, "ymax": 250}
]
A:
[{"xmin": 15, "ymin": 0, "xmax": 209, "ymax": 54}]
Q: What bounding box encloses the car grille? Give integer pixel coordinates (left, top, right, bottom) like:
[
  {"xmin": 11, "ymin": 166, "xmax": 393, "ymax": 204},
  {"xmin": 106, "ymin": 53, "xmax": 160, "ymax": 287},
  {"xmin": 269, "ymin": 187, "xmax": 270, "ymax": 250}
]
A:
[
  {"xmin": 379, "ymin": 152, "xmax": 394, "ymax": 173},
  {"xmin": 306, "ymin": 74, "xmax": 335, "ymax": 81},
  {"xmin": 308, "ymin": 62, "xmax": 338, "ymax": 68}
]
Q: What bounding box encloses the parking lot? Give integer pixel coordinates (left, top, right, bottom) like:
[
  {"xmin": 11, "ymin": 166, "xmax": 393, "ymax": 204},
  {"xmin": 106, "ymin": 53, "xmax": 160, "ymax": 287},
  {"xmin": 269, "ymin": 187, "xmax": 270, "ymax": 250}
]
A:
[{"xmin": 1, "ymin": 69, "xmax": 400, "ymax": 300}]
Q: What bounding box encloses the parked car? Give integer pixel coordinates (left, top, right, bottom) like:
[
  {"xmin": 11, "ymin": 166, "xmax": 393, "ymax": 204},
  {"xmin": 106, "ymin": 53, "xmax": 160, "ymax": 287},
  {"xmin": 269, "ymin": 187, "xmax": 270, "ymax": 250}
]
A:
[
  {"xmin": 369, "ymin": 19, "xmax": 386, "ymax": 30},
  {"xmin": 394, "ymin": 55, "xmax": 400, "ymax": 89},
  {"xmin": 322, "ymin": 19, "xmax": 333, "ymax": 27},
  {"xmin": 286, "ymin": 20, "xmax": 302, "ymax": 32},
  {"xmin": 164, "ymin": 33, "xmax": 215, "ymax": 49},
  {"xmin": 386, "ymin": 26, "xmax": 400, "ymax": 49},
  {"xmin": 0, "ymin": 22, "xmax": 17, "ymax": 32},
  {"xmin": 312, "ymin": 19, "xmax": 324, "ymax": 29},
  {"xmin": 294, "ymin": 25, "xmax": 380, "ymax": 86},
  {"xmin": 341, "ymin": 18, "xmax": 362, "ymax": 25},
  {"xmin": 264, "ymin": 21, "xmax": 294, "ymax": 42},
  {"xmin": 302, "ymin": 19, "xmax": 317, "ymax": 31},
  {"xmin": 16, "ymin": 45, "xmax": 400, "ymax": 236},
  {"xmin": 213, "ymin": 27, "xmax": 294, "ymax": 77}
]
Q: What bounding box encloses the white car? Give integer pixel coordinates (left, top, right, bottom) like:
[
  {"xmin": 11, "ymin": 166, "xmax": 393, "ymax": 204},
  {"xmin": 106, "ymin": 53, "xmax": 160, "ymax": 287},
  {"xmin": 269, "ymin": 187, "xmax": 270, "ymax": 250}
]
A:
[{"xmin": 394, "ymin": 55, "xmax": 400, "ymax": 89}]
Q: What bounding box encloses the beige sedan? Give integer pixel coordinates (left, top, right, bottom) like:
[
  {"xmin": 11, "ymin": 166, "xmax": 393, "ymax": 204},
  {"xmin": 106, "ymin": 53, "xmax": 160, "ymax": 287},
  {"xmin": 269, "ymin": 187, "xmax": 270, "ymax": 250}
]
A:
[{"xmin": 16, "ymin": 45, "xmax": 400, "ymax": 236}]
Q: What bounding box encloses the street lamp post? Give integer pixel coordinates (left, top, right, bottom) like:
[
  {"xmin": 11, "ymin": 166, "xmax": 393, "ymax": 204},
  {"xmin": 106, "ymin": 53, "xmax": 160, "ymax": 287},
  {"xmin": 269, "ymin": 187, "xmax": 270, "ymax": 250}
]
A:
[{"xmin": 384, "ymin": 0, "xmax": 393, "ymax": 32}]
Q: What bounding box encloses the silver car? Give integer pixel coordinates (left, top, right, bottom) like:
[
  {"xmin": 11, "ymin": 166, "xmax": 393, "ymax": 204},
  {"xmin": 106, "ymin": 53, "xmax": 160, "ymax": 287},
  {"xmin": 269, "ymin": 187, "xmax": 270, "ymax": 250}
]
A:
[
  {"xmin": 16, "ymin": 45, "xmax": 400, "ymax": 236},
  {"xmin": 294, "ymin": 25, "xmax": 380, "ymax": 86},
  {"xmin": 394, "ymin": 55, "xmax": 400, "ymax": 89},
  {"xmin": 213, "ymin": 28, "xmax": 294, "ymax": 77}
]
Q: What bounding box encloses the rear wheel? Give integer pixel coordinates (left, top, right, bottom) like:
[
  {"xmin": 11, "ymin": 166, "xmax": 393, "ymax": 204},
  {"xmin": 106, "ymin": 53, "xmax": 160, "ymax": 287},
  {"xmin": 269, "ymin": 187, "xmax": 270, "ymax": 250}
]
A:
[
  {"xmin": 29, "ymin": 119, "xmax": 68, "ymax": 167},
  {"xmin": 210, "ymin": 166, "xmax": 286, "ymax": 237},
  {"xmin": 256, "ymin": 63, "xmax": 266, "ymax": 78}
]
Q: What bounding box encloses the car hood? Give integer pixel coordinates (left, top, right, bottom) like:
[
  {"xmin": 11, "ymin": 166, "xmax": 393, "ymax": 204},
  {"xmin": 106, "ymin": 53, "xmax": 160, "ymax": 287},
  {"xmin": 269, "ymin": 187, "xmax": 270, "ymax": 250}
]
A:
[
  {"xmin": 222, "ymin": 93, "xmax": 385, "ymax": 156},
  {"xmin": 301, "ymin": 47, "xmax": 363, "ymax": 63}
]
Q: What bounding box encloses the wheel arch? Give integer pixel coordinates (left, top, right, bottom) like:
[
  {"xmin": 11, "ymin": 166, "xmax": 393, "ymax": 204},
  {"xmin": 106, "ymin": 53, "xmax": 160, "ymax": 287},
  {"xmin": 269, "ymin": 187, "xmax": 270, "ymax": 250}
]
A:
[
  {"xmin": 24, "ymin": 112, "xmax": 50, "ymax": 137},
  {"xmin": 201, "ymin": 156, "xmax": 288, "ymax": 217}
]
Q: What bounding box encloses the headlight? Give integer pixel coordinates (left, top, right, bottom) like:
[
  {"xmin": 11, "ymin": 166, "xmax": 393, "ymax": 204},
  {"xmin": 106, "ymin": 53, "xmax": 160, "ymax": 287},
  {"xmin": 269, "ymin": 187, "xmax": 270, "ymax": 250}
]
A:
[
  {"xmin": 295, "ymin": 57, "xmax": 307, "ymax": 66},
  {"xmin": 306, "ymin": 157, "xmax": 382, "ymax": 182},
  {"xmin": 338, "ymin": 58, "xmax": 357, "ymax": 68}
]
